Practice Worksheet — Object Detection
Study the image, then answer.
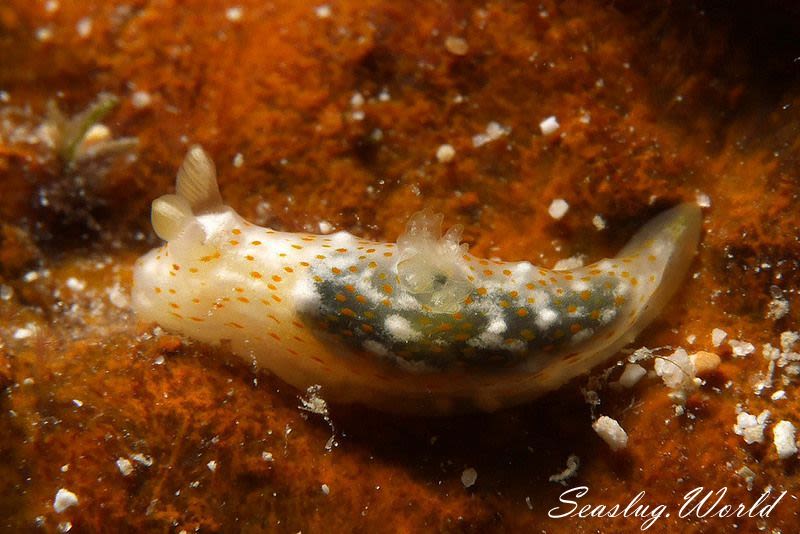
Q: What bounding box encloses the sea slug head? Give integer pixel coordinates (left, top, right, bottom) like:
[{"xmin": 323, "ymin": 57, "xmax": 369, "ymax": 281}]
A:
[
  {"xmin": 396, "ymin": 209, "xmax": 472, "ymax": 313},
  {"xmin": 132, "ymin": 146, "xmax": 230, "ymax": 315}
]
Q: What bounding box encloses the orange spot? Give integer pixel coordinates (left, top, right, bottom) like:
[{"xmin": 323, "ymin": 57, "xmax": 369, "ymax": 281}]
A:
[
  {"xmin": 615, "ymin": 296, "xmax": 626, "ymax": 306},
  {"xmin": 517, "ymin": 308, "xmax": 529, "ymax": 317},
  {"xmin": 361, "ymin": 324, "xmax": 374, "ymax": 333},
  {"xmin": 154, "ymin": 287, "xmax": 162, "ymax": 294},
  {"xmin": 169, "ymin": 302, "xmax": 180, "ymax": 309},
  {"xmin": 292, "ymin": 244, "xmax": 303, "ymax": 250},
  {"xmin": 483, "ymin": 269, "xmax": 494, "ymax": 276},
  {"xmin": 335, "ymin": 293, "xmax": 347, "ymax": 302},
  {"xmin": 348, "ymin": 265, "xmax": 358, "ymax": 273},
  {"xmin": 284, "ymin": 266, "xmax": 294, "ymax": 273},
  {"xmin": 570, "ymin": 324, "xmax": 582, "ymax": 334},
  {"xmin": 567, "ymin": 305, "xmax": 577, "ymax": 314},
  {"xmin": 246, "ymin": 255, "xmax": 255, "ymax": 261},
  {"xmin": 190, "ymin": 317, "xmax": 204, "ymax": 322},
  {"xmin": 226, "ymin": 321, "xmax": 244, "ymax": 329},
  {"xmin": 269, "ymin": 332, "xmax": 281, "ymax": 341},
  {"xmin": 382, "ymin": 284, "xmax": 393, "ymax": 294},
  {"xmin": 235, "ymin": 287, "xmax": 244, "ymax": 293},
  {"xmin": 526, "ymin": 283, "xmax": 535, "ymax": 290},
  {"xmin": 580, "ymin": 290, "xmax": 591, "ymax": 301},
  {"xmin": 383, "ymin": 252, "xmax": 393, "ymax": 257},
  {"xmin": 341, "ymin": 308, "xmax": 356, "ymax": 317},
  {"xmin": 189, "ymin": 267, "xmax": 198, "ymax": 273},
  {"xmin": 331, "ymin": 267, "xmax": 342, "ymax": 275},
  {"xmin": 355, "ymin": 295, "xmax": 366, "ymax": 304},
  {"xmin": 232, "ymin": 229, "xmax": 241, "ymax": 235},
  {"xmin": 238, "ymin": 297, "xmax": 250, "ymax": 303},
  {"xmin": 251, "ymin": 240, "xmax": 262, "ymax": 246},
  {"xmin": 251, "ymin": 271, "xmax": 262, "ymax": 279},
  {"xmin": 272, "ymin": 275, "xmax": 282, "ymax": 282},
  {"xmin": 229, "ymin": 240, "xmax": 239, "ymax": 246},
  {"xmin": 172, "ymin": 264, "xmax": 180, "ymax": 271},
  {"xmin": 344, "ymin": 284, "xmax": 356, "ymax": 293},
  {"xmin": 272, "ymin": 295, "xmax": 282, "ymax": 302},
  {"xmin": 477, "ymin": 287, "xmax": 487, "ymax": 296},
  {"xmin": 336, "ymin": 248, "xmax": 348, "ymax": 253}
]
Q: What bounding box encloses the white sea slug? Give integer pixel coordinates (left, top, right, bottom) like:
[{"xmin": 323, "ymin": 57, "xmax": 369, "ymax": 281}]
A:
[{"xmin": 132, "ymin": 147, "xmax": 702, "ymax": 414}]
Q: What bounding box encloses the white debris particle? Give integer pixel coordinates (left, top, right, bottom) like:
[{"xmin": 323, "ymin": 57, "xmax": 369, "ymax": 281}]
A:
[
  {"xmin": 107, "ymin": 284, "xmax": 129, "ymax": 308},
  {"xmin": 207, "ymin": 460, "xmax": 217, "ymax": 472},
  {"xmin": 773, "ymin": 421, "xmax": 798, "ymax": 459},
  {"xmin": 0, "ymin": 91, "xmax": 8, "ymax": 103},
  {"xmin": 76, "ymin": 17, "xmax": 92, "ymax": 38},
  {"xmin": 65, "ymin": 277, "xmax": 86, "ymax": 291},
  {"xmin": 686, "ymin": 334, "xmax": 696, "ymax": 345},
  {"xmin": 44, "ymin": 1, "xmax": 60, "ymax": 14},
  {"xmin": 444, "ymin": 36, "xmax": 469, "ymax": 56},
  {"xmin": 592, "ymin": 416, "xmax": 628, "ymax": 451},
  {"xmin": 711, "ymin": 328, "xmax": 727, "ymax": 347},
  {"xmin": 318, "ymin": 220, "xmax": 333, "ymax": 234},
  {"xmin": 591, "ymin": 214, "xmax": 606, "ymax": 230},
  {"xmin": 225, "ymin": 6, "xmax": 243, "ymax": 21},
  {"xmin": 116, "ymin": 458, "xmax": 134, "ymax": 476},
  {"xmin": 618, "ymin": 363, "xmax": 647, "ymax": 388},
  {"xmin": 471, "ymin": 121, "xmax": 510, "ymax": 147},
  {"xmin": 53, "ymin": 488, "xmax": 79, "ymax": 513},
  {"xmin": 548, "ymin": 454, "xmax": 580, "ymax": 485},
  {"xmin": 60, "ymin": 464, "xmax": 69, "ymax": 472},
  {"xmin": 350, "ymin": 92, "xmax": 365, "ymax": 108},
  {"xmin": 321, "ymin": 483, "xmax": 330, "ymax": 495},
  {"xmin": 767, "ymin": 295, "xmax": 790, "ymax": 320},
  {"xmin": 299, "ymin": 385, "xmax": 328, "ymax": 415},
  {"xmin": 232, "ymin": 152, "xmax": 244, "ymax": 168},
  {"xmin": 654, "ymin": 348, "xmax": 697, "ymax": 390},
  {"xmin": 736, "ymin": 465, "xmax": 756, "ymax": 490},
  {"xmin": 579, "ymin": 112, "xmax": 591, "ymax": 124},
  {"xmin": 695, "ymin": 191, "xmax": 711, "ymax": 208},
  {"xmin": 35, "ymin": 27, "xmax": 53, "ymax": 42},
  {"xmin": 539, "ymin": 115, "xmax": 560, "ymax": 136},
  {"xmin": 548, "ymin": 198, "xmax": 569, "ymax": 220},
  {"xmin": 13, "ymin": 327, "xmax": 33, "ymax": 340},
  {"xmin": 729, "ymin": 339, "xmax": 755, "ymax": 357},
  {"xmin": 130, "ymin": 453, "xmax": 153, "ymax": 467},
  {"xmin": 436, "ymin": 143, "xmax": 456, "ymax": 163},
  {"xmin": 780, "ymin": 331, "xmax": 799, "ymax": 353},
  {"xmin": 733, "ymin": 410, "xmax": 770, "ymax": 444},
  {"xmin": 131, "ymin": 90, "xmax": 152, "ymax": 109},
  {"xmin": 461, "ymin": 467, "xmax": 478, "ymax": 488},
  {"xmin": 315, "ymin": 5, "xmax": 331, "ymax": 18},
  {"xmin": 72, "ymin": 399, "xmax": 83, "ymax": 408},
  {"xmin": 771, "ymin": 390, "xmax": 786, "ymax": 401},
  {"xmin": 261, "ymin": 451, "xmax": 274, "ymax": 462}
]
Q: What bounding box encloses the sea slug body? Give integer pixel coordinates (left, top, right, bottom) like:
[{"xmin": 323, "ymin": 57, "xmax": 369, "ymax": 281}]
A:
[{"xmin": 132, "ymin": 147, "xmax": 702, "ymax": 414}]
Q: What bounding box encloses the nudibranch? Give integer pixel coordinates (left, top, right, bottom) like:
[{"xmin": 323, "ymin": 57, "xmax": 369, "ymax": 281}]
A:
[{"xmin": 132, "ymin": 147, "xmax": 701, "ymax": 414}]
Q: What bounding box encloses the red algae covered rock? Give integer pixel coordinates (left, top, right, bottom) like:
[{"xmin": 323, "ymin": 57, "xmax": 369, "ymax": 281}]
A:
[{"xmin": 1, "ymin": 0, "xmax": 800, "ymax": 532}]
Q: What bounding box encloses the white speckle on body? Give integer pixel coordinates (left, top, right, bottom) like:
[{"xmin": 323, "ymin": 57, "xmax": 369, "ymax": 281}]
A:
[
  {"xmin": 592, "ymin": 416, "xmax": 628, "ymax": 451},
  {"xmin": 461, "ymin": 467, "xmax": 478, "ymax": 488},
  {"xmin": 13, "ymin": 327, "xmax": 34, "ymax": 340},
  {"xmin": 53, "ymin": 489, "xmax": 79, "ymax": 513},
  {"xmin": 771, "ymin": 390, "xmax": 786, "ymax": 401},
  {"xmin": 592, "ymin": 214, "xmax": 606, "ymax": 230},
  {"xmin": 315, "ymin": 5, "xmax": 331, "ymax": 18},
  {"xmin": 318, "ymin": 220, "xmax": 333, "ymax": 234},
  {"xmin": 539, "ymin": 115, "xmax": 560, "ymax": 136},
  {"xmin": 654, "ymin": 348, "xmax": 697, "ymax": 390},
  {"xmin": 261, "ymin": 451, "xmax": 274, "ymax": 462},
  {"xmin": 385, "ymin": 314, "xmax": 422, "ymax": 342},
  {"xmin": 232, "ymin": 152, "xmax": 244, "ymax": 167},
  {"xmin": 207, "ymin": 460, "xmax": 217, "ymax": 472},
  {"xmin": 321, "ymin": 483, "xmax": 330, "ymax": 495},
  {"xmin": 547, "ymin": 198, "xmax": 569, "ymax": 220}
]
